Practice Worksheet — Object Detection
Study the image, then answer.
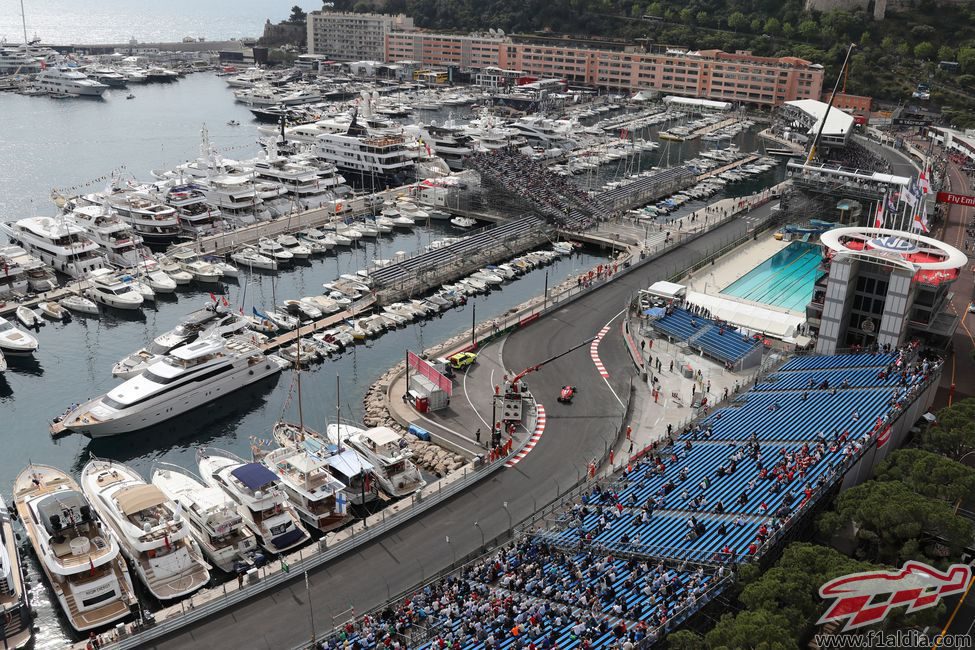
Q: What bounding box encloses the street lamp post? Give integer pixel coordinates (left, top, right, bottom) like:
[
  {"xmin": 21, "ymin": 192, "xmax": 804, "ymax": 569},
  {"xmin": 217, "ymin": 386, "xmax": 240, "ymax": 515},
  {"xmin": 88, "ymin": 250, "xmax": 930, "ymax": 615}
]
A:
[
  {"xmin": 502, "ymin": 501, "xmax": 512, "ymax": 534},
  {"xmin": 473, "ymin": 521, "xmax": 484, "ymax": 548},
  {"xmin": 446, "ymin": 535, "xmax": 456, "ymax": 567}
]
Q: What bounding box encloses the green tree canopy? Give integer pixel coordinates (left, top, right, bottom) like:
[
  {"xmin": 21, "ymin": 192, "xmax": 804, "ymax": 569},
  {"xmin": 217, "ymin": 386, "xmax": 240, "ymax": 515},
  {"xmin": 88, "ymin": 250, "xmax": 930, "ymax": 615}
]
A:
[
  {"xmin": 288, "ymin": 5, "xmax": 307, "ymax": 23},
  {"xmin": 727, "ymin": 11, "xmax": 748, "ymax": 32},
  {"xmin": 706, "ymin": 608, "xmax": 799, "ymax": 650},
  {"xmin": 874, "ymin": 448, "xmax": 975, "ymax": 505},
  {"xmin": 915, "ymin": 41, "xmax": 936, "ymax": 60},
  {"xmin": 920, "ymin": 398, "xmax": 975, "ymax": 460},
  {"xmin": 818, "ymin": 480, "xmax": 973, "ymax": 564}
]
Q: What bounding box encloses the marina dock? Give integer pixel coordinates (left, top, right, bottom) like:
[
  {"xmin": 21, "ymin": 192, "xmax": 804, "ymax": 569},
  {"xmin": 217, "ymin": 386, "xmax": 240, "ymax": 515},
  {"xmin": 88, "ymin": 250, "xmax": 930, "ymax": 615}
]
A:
[{"xmin": 659, "ymin": 115, "xmax": 743, "ymax": 142}]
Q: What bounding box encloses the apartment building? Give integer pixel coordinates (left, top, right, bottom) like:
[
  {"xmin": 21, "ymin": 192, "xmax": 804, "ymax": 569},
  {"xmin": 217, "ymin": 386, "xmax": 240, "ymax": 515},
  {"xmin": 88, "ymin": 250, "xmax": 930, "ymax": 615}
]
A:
[
  {"xmin": 307, "ymin": 11, "xmax": 415, "ymax": 61},
  {"xmin": 385, "ymin": 31, "xmax": 824, "ymax": 105}
]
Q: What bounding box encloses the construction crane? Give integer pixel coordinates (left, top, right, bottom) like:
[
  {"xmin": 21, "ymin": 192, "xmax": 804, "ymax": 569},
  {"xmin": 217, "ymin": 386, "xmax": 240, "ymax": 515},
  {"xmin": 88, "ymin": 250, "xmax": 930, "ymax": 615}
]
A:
[{"xmin": 490, "ymin": 336, "xmax": 596, "ymax": 441}]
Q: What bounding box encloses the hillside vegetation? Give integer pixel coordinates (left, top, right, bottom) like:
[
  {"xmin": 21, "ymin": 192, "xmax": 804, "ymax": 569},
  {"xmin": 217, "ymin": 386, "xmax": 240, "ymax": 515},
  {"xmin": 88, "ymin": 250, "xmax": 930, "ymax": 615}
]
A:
[{"xmin": 328, "ymin": 0, "xmax": 975, "ymax": 125}]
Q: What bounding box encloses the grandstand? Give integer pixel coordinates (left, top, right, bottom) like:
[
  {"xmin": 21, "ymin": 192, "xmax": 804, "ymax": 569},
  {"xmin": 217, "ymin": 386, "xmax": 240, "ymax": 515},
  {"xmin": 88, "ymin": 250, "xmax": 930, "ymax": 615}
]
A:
[
  {"xmin": 317, "ymin": 349, "xmax": 941, "ymax": 649},
  {"xmin": 646, "ymin": 307, "xmax": 763, "ymax": 370}
]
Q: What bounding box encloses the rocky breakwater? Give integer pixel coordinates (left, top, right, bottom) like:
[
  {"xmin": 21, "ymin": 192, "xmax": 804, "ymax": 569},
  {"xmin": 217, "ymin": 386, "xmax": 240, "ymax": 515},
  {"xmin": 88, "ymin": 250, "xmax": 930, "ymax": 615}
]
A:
[{"xmin": 361, "ymin": 359, "xmax": 468, "ymax": 478}]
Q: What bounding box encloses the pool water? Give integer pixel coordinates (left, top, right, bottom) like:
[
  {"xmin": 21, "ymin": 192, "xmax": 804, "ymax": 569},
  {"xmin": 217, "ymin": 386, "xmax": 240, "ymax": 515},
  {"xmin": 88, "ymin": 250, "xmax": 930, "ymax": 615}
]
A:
[{"xmin": 720, "ymin": 241, "xmax": 823, "ymax": 312}]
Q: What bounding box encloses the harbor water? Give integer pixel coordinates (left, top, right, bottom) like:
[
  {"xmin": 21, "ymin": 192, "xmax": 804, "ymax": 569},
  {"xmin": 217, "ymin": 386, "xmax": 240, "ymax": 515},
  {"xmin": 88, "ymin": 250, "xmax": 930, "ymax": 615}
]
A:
[{"xmin": 0, "ymin": 74, "xmax": 785, "ymax": 646}]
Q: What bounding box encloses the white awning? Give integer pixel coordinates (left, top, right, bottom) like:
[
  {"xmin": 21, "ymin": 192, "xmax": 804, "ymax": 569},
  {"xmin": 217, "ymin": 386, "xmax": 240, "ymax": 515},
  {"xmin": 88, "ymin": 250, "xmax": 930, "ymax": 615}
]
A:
[{"xmin": 685, "ymin": 291, "xmax": 805, "ymax": 339}]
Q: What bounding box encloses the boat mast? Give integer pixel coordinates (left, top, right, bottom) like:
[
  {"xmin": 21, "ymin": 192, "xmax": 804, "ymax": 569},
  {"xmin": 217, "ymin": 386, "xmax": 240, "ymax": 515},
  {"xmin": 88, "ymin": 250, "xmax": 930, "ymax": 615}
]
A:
[
  {"xmin": 20, "ymin": 0, "xmax": 29, "ymax": 51},
  {"xmin": 295, "ymin": 336, "xmax": 304, "ymax": 432}
]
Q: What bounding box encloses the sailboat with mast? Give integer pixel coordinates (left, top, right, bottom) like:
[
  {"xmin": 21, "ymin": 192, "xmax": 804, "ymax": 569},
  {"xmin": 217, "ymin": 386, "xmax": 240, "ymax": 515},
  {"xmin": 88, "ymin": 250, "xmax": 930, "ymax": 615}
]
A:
[{"xmin": 272, "ymin": 375, "xmax": 379, "ymax": 505}]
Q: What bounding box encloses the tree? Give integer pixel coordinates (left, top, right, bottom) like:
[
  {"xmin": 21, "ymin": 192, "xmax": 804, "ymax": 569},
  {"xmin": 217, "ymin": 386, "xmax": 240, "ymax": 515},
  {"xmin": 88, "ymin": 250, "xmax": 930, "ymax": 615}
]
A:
[
  {"xmin": 706, "ymin": 609, "xmax": 799, "ymax": 650},
  {"xmin": 959, "ymin": 47, "xmax": 975, "ymax": 74},
  {"xmin": 897, "ymin": 42, "xmax": 912, "ymax": 58},
  {"xmin": 874, "ymin": 448, "xmax": 975, "ymax": 505},
  {"xmin": 736, "ymin": 543, "xmax": 878, "ymax": 642},
  {"xmin": 728, "ymin": 11, "xmax": 748, "ymax": 32},
  {"xmin": 818, "ymin": 481, "xmax": 973, "ymax": 565},
  {"xmin": 881, "ymin": 35, "xmax": 896, "ymax": 51},
  {"xmin": 764, "ymin": 18, "xmax": 781, "ymax": 36},
  {"xmin": 859, "ymin": 30, "xmax": 872, "ymax": 48},
  {"xmin": 915, "ymin": 41, "xmax": 936, "ymax": 60},
  {"xmin": 782, "ymin": 22, "xmax": 794, "ymax": 38},
  {"xmin": 666, "ymin": 630, "xmax": 705, "ymax": 649},
  {"xmin": 798, "ymin": 19, "xmax": 819, "ymax": 42},
  {"xmin": 939, "ymin": 45, "xmax": 956, "ymax": 61},
  {"xmin": 696, "ymin": 11, "xmax": 709, "ymax": 26},
  {"xmin": 751, "ymin": 18, "xmax": 764, "ymax": 33},
  {"xmin": 680, "ymin": 8, "xmax": 693, "ymax": 24},
  {"xmin": 920, "ymin": 398, "xmax": 975, "ymax": 459},
  {"xmin": 288, "ymin": 5, "xmax": 307, "ymax": 23}
]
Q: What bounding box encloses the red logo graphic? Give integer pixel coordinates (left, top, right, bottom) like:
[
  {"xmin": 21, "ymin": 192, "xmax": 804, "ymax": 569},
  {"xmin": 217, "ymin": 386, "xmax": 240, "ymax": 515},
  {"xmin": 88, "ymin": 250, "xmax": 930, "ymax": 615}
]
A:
[{"xmin": 818, "ymin": 561, "xmax": 971, "ymax": 631}]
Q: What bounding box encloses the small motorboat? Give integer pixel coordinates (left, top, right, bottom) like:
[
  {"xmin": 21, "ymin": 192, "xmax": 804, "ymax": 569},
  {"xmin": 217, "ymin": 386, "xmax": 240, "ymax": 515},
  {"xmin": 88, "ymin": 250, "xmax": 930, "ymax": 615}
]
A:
[
  {"xmin": 231, "ymin": 247, "xmax": 277, "ymax": 271},
  {"xmin": 119, "ymin": 275, "xmax": 155, "ymax": 302},
  {"xmin": 15, "ymin": 305, "xmax": 42, "ymax": 330},
  {"xmin": 208, "ymin": 259, "xmax": 239, "ymax": 279},
  {"xmin": 278, "ymin": 339, "xmax": 321, "ymax": 365},
  {"xmin": 37, "ymin": 301, "xmax": 70, "ymax": 322},
  {"xmin": 450, "ymin": 216, "xmax": 477, "ymax": 229},
  {"xmin": 59, "ymin": 294, "xmax": 99, "ymax": 315},
  {"xmin": 282, "ymin": 299, "xmax": 322, "ymax": 321},
  {"xmin": 264, "ymin": 309, "xmax": 299, "ymax": 331},
  {"xmin": 126, "ymin": 93, "xmax": 135, "ymax": 100},
  {"xmin": 0, "ymin": 316, "xmax": 38, "ymax": 355},
  {"xmin": 143, "ymin": 269, "xmax": 177, "ymax": 293},
  {"xmin": 227, "ymin": 120, "xmax": 240, "ymax": 126},
  {"xmin": 244, "ymin": 314, "xmax": 277, "ymax": 335}
]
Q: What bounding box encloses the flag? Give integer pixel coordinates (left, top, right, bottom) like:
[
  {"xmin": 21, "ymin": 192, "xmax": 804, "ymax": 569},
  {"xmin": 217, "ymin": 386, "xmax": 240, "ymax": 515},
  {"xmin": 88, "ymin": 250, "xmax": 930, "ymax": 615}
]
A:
[
  {"xmin": 619, "ymin": 128, "xmax": 629, "ymax": 140},
  {"xmin": 281, "ymin": 557, "xmax": 290, "ymax": 573},
  {"xmin": 209, "ymin": 292, "xmax": 217, "ymax": 303},
  {"xmin": 919, "ymin": 165, "xmax": 931, "ymax": 194},
  {"xmin": 221, "ymin": 296, "xmax": 229, "ymax": 307},
  {"xmin": 873, "ymin": 198, "xmax": 885, "ymax": 229},
  {"xmin": 911, "ymin": 209, "xmax": 929, "ymax": 233},
  {"xmin": 886, "ymin": 191, "xmax": 898, "ymax": 216},
  {"xmin": 903, "ymin": 179, "xmax": 922, "ymax": 208},
  {"xmin": 89, "ymin": 557, "xmax": 96, "ymax": 576}
]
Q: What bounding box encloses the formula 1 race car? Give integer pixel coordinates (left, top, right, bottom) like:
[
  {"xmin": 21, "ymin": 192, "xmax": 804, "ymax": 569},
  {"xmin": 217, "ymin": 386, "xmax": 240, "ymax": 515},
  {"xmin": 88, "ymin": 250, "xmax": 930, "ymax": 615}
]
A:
[{"xmin": 558, "ymin": 385, "xmax": 577, "ymax": 403}]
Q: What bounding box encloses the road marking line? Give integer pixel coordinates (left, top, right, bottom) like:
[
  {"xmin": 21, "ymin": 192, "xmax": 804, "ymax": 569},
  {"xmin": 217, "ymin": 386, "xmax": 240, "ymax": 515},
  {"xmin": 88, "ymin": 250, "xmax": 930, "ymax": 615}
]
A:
[{"xmin": 505, "ymin": 404, "xmax": 546, "ymax": 467}]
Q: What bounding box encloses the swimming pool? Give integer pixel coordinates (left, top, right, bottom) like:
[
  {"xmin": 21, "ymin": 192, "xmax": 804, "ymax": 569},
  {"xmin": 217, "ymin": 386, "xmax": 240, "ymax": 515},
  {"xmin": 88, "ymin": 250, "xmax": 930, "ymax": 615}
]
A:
[{"xmin": 720, "ymin": 241, "xmax": 823, "ymax": 312}]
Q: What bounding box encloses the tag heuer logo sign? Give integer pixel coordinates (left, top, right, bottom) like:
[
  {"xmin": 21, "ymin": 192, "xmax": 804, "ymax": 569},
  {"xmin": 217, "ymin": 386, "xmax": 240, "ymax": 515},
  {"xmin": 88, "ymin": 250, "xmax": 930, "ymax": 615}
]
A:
[{"xmin": 867, "ymin": 236, "xmax": 920, "ymax": 254}]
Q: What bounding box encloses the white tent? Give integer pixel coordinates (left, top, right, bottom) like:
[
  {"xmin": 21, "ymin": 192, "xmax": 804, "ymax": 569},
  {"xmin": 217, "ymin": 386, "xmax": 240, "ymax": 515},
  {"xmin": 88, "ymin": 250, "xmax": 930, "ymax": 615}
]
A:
[
  {"xmin": 643, "ymin": 281, "xmax": 686, "ymax": 300},
  {"xmin": 685, "ymin": 290, "xmax": 804, "ymax": 340}
]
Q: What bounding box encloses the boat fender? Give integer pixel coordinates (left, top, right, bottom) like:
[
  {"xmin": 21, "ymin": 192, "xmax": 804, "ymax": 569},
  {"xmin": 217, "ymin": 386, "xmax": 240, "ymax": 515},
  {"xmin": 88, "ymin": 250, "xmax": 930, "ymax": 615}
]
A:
[
  {"xmin": 249, "ymin": 370, "xmax": 254, "ymax": 375},
  {"xmin": 266, "ymin": 364, "xmax": 271, "ymax": 369}
]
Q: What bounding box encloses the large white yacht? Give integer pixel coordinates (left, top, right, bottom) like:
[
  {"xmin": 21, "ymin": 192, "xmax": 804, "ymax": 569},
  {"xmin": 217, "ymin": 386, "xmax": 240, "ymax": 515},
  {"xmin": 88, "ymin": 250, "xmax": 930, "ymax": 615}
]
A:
[
  {"xmin": 151, "ymin": 462, "xmax": 257, "ymax": 573},
  {"xmin": 333, "ymin": 425, "xmax": 426, "ymax": 498},
  {"xmin": 405, "ymin": 123, "xmax": 474, "ymax": 171},
  {"xmin": 196, "ymin": 448, "xmax": 310, "ymax": 554},
  {"xmin": 151, "ymin": 183, "xmax": 224, "ymax": 236},
  {"xmin": 0, "ymin": 494, "xmax": 32, "ymax": 649},
  {"xmin": 314, "ymin": 114, "xmax": 417, "ymax": 189},
  {"xmin": 68, "ymin": 204, "xmax": 148, "ymax": 268},
  {"xmin": 35, "ymin": 67, "xmax": 108, "ymax": 97},
  {"xmin": 62, "ymin": 336, "xmax": 288, "ymax": 437},
  {"xmin": 252, "ymin": 156, "xmax": 334, "ymax": 211},
  {"xmin": 0, "ymin": 245, "xmax": 32, "ymax": 297},
  {"xmin": 13, "ymin": 465, "xmax": 136, "ymax": 631},
  {"xmin": 82, "ymin": 191, "xmax": 182, "ymax": 247},
  {"xmin": 0, "ymin": 216, "xmax": 107, "ymax": 278},
  {"xmin": 260, "ymin": 445, "xmax": 352, "ymax": 533},
  {"xmin": 111, "ymin": 303, "xmax": 249, "ymax": 378},
  {"xmin": 80, "ymin": 459, "xmax": 210, "ymax": 600},
  {"xmin": 200, "ymin": 175, "xmax": 270, "ymax": 226}
]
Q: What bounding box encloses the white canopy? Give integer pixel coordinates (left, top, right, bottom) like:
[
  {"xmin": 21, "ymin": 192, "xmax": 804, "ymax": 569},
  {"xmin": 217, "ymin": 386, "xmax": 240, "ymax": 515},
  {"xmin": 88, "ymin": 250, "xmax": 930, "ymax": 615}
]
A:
[
  {"xmin": 644, "ymin": 281, "xmax": 686, "ymax": 300},
  {"xmin": 685, "ymin": 290, "xmax": 804, "ymax": 339}
]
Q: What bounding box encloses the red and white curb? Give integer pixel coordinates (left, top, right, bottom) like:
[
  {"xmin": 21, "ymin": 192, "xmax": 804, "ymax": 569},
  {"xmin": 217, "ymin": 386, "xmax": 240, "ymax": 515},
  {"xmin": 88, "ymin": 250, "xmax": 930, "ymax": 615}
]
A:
[
  {"xmin": 590, "ymin": 325, "xmax": 610, "ymax": 378},
  {"xmin": 505, "ymin": 404, "xmax": 546, "ymax": 467}
]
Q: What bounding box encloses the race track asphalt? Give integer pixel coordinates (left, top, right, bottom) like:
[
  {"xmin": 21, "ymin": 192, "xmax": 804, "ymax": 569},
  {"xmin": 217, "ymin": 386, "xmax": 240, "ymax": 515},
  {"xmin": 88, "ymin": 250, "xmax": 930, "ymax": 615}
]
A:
[{"xmin": 150, "ymin": 202, "xmax": 776, "ymax": 649}]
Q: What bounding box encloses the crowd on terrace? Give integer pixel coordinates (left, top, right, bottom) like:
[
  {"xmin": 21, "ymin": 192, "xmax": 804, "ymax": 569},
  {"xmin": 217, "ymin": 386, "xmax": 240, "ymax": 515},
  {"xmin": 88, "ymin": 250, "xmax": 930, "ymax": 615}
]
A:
[
  {"xmin": 467, "ymin": 148, "xmax": 607, "ymax": 229},
  {"xmin": 316, "ymin": 344, "xmax": 941, "ymax": 650}
]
